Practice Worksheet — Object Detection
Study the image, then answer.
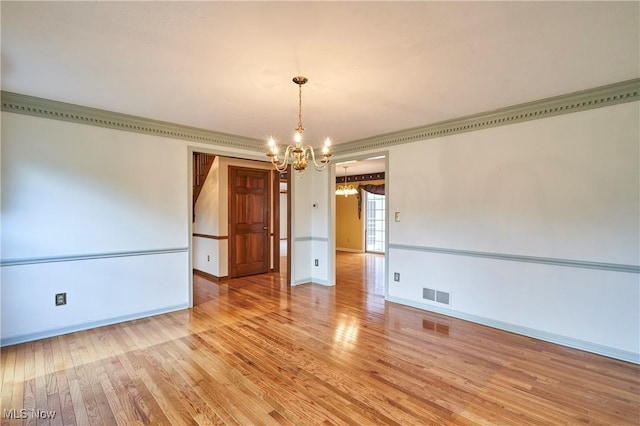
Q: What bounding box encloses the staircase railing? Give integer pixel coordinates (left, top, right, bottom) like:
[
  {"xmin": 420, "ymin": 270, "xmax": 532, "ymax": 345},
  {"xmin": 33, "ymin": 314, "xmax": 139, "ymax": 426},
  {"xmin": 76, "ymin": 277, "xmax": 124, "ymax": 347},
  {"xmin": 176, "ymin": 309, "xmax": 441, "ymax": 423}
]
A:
[{"xmin": 193, "ymin": 153, "xmax": 215, "ymax": 221}]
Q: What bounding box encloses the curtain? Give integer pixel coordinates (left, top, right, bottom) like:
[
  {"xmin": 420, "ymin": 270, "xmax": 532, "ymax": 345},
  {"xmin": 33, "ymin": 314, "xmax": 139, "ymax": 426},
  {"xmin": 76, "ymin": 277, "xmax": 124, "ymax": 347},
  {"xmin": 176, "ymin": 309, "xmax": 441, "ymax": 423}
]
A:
[{"xmin": 357, "ymin": 184, "xmax": 385, "ymax": 219}]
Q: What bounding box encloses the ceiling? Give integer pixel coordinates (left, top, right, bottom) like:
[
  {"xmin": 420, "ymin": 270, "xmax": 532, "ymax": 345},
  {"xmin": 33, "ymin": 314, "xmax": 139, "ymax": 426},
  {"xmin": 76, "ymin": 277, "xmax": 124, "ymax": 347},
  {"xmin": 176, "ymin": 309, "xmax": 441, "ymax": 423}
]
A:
[{"xmin": 2, "ymin": 2, "xmax": 638, "ymax": 162}]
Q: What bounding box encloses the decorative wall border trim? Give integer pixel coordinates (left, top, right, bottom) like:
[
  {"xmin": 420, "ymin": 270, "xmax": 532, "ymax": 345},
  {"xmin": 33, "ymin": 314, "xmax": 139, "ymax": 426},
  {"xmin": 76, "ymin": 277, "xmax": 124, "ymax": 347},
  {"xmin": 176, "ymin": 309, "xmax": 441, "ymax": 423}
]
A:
[
  {"xmin": 337, "ymin": 172, "xmax": 385, "ymax": 183},
  {"xmin": 388, "ymin": 244, "xmax": 640, "ymax": 274},
  {"xmin": 193, "ymin": 233, "xmax": 229, "ymax": 240},
  {"xmin": 1, "ymin": 247, "xmax": 189, "ymax": 267},
  {"xmin": 0, "ymin": 91, "xmax": 264, "ymax": 152},
  {"xmin": 335, "ymin": 78, "xmax": 640, "ymax": 154},
  {"xmin": 386, "ymin": 295, "xmax": 638, "ymax": 364}
]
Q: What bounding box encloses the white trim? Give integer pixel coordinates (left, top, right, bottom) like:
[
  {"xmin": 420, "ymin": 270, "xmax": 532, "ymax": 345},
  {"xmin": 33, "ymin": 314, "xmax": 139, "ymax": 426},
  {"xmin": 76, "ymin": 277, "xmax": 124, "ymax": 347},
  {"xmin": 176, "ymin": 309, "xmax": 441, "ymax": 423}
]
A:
[
  {"xmin": 1, "ymin": 247, "xmax": 189, "ymax": 267},
  {"xmin": 0, "ymin": 304, "xmax": 189, "ymax": 347},
  {"xmin": 293, "ymin": 278, "xmax": 311, "ymax": 286},
  {"xmin": 388, "ymin": 243, "xmax": 639, "ymax": 274},
  {"xmin": 386, "ymin": 295, "xmax": 639, "ymax": 364}
]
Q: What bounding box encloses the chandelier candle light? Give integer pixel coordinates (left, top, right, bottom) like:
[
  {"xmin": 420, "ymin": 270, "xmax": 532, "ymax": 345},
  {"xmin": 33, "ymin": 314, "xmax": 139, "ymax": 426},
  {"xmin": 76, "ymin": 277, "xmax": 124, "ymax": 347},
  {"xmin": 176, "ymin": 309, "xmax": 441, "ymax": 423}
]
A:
[
  {"xmin": 266, "ymin": 76, "xmax": 332, "ymax": 173},
  {"xmin": 335, "ymin": 165, "xmax": 358, "ymax": 197}
]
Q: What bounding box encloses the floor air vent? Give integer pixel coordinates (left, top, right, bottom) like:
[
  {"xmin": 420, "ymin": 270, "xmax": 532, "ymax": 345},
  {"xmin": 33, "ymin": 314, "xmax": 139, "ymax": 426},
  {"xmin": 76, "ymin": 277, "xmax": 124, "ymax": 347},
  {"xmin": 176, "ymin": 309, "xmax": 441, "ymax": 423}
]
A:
[{"xmin": 423, "ymin": 287, "xmax": 451, "ymax": 306}]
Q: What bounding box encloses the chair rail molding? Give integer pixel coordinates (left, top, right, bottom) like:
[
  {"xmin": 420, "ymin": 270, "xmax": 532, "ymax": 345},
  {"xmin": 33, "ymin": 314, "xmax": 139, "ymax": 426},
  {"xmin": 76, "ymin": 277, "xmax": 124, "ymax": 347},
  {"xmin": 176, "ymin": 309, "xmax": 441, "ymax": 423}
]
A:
[
  {"xmin": 1, "ymin": 247, "xmax": 189, "ymax": 267},
  {"xmin": 388, "ymin": 244, "xmax": 640, "ymax": 274}
]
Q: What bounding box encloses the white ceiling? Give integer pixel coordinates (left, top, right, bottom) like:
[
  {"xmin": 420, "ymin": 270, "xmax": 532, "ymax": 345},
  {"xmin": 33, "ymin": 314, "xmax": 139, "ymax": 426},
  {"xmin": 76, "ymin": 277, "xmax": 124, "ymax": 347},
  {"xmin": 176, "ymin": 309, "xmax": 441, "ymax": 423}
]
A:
[
  {"xmin": 2, "ymin": 1, "xmax": 638, "ymax": 160},
  {"xmin": 334, "ymin": 157, "xmax": 384, "ymax": 177}
]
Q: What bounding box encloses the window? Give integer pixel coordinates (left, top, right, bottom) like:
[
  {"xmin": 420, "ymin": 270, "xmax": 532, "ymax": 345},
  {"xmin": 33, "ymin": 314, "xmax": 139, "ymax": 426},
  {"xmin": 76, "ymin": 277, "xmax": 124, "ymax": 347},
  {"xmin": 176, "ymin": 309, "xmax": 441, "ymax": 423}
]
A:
[{"xmin": 365, "ymin": 192, "xmax": 385, "ymax": 253}]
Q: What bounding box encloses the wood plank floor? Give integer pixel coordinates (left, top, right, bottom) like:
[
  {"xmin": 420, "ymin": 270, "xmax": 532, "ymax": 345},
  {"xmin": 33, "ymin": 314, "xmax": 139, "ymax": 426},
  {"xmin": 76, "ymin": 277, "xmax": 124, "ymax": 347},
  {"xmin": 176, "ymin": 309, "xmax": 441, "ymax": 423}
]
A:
[{"xmin": 2, "ymin": 252, "xmax": 639, "ymax": 425}]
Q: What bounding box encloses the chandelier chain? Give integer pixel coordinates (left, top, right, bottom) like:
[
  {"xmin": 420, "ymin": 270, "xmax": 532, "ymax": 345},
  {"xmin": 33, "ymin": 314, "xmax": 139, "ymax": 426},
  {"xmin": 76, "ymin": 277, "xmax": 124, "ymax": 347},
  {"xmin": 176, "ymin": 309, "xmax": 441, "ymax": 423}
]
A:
[{"xmin": 298, "ymin": 82, "xmax": 303, "ymax": 132}]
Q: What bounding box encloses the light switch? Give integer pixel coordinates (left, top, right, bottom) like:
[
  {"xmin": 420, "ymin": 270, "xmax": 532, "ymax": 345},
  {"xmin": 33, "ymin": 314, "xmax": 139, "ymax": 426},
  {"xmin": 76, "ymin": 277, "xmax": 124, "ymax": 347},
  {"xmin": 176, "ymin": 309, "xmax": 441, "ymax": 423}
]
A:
[{"xmin": 395, "ymin": 212, "xmax": 400, "ymax": 222}]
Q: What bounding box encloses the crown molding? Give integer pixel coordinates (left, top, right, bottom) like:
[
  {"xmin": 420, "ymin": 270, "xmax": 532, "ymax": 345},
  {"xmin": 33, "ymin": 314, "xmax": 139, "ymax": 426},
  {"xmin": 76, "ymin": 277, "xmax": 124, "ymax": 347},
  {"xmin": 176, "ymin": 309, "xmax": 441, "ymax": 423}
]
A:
[
  {"xmin": 0, "ymin": 91, "xmax": 264, "ymax": 152},
  {"xmin": 3, "ymin": 79, "xmax": 638, "ymax": 155},
  {"xmin": 334, "ymin": 78, "xmax": 640, "ymax": 155}
]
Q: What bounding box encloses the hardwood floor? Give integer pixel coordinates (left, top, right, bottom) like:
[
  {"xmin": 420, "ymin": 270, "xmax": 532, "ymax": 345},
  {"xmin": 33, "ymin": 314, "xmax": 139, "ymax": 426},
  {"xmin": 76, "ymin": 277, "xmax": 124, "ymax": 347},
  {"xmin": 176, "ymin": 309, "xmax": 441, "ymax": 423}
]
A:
[{"xmin": 2, "ymin": 252, "xmax": 639, "ymax": 425}]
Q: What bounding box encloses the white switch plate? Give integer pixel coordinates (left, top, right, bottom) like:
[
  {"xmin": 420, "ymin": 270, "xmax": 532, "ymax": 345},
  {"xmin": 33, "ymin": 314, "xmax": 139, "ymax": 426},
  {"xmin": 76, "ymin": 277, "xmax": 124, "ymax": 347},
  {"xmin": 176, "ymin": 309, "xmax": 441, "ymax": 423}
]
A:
[{"xmin": 395, "ymin": 212, "xmax": 400, "ymax": 222}]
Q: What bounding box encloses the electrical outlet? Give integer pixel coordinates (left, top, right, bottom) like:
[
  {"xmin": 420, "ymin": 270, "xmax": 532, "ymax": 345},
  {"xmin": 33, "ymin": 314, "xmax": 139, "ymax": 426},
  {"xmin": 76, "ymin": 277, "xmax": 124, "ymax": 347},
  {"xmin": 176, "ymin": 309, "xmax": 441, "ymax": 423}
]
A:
[
  {"xmin": 394, "ymin": 273, "xmax": 400, "ymax": 282},
  {"xmin": 314, "ymin": 259, "xmax": 319, "ymax": 267},
  {"xmin": 55, "ymin": 293, "xmax": 67, "ymax": 306}
]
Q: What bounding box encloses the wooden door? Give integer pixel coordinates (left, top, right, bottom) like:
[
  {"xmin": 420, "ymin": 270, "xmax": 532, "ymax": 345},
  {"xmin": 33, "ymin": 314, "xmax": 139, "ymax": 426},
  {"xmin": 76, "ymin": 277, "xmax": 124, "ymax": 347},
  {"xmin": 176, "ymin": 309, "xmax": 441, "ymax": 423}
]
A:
[{"xmin": 228, "ymin": 166, "xmax": 270, "ymax": 278}]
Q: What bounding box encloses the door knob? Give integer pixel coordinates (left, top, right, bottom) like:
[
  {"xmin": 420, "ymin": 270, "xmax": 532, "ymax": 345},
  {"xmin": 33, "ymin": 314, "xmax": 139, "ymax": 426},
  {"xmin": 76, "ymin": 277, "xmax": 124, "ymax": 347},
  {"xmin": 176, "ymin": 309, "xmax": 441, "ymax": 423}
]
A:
[{"xmin": 263, "ymin": 226, "xmax": 268, "ymax": 230}]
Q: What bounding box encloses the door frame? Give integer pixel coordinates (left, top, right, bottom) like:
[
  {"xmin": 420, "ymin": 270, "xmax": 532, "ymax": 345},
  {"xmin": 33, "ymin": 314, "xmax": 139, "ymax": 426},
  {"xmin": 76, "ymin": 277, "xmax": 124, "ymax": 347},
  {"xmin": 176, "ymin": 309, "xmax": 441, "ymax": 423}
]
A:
[{"xmin": 277, "ymin": 166, "xmax": 292, "ymax": 280}]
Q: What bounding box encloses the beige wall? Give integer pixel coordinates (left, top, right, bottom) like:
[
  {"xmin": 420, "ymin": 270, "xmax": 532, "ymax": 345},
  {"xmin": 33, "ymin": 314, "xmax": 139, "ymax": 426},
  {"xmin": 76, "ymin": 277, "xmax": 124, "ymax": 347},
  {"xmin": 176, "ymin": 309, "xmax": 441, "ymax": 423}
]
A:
[{"xmin": 336, "ymin": 179, "xmax": 384, "ymax": 252}]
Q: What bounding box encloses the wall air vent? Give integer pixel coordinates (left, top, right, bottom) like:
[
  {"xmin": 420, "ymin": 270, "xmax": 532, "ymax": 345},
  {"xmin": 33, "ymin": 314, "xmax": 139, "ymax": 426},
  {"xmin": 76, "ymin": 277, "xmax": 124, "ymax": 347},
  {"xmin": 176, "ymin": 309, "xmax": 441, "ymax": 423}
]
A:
[
  {"xmin": 423, "ymin": 287, "xmax": 451, "ymax": 306},
  {"xmin": 423, "ymin": 288, "xmax": 436, "ymax": 301}
]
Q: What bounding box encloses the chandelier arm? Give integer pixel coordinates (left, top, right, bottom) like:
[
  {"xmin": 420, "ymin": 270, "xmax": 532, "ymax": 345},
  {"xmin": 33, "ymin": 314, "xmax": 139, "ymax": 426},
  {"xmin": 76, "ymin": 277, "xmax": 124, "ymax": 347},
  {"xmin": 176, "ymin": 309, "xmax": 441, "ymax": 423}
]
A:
[
  {"xmin": 270, "ymin": 145, "xmax": 292, "ymax": 172},
  {"xmin": 304, "ymin": 145, "xmax": 330, "ymax": 171}
]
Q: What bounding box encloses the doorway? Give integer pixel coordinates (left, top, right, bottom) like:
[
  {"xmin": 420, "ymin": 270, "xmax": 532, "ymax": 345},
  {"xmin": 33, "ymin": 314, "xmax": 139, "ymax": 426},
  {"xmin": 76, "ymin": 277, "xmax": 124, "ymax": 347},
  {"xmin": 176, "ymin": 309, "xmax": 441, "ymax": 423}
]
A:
[
  {"xmin": 191, "ymin": 152, "xmax": 291, "ymax": 305},
  {"xmin": 365, "ymin": 191, "xmax": 385, "ymax": 253},
  {"xmin": 333, "ymin": 155, "xmax": 387, "ymax": 295}
]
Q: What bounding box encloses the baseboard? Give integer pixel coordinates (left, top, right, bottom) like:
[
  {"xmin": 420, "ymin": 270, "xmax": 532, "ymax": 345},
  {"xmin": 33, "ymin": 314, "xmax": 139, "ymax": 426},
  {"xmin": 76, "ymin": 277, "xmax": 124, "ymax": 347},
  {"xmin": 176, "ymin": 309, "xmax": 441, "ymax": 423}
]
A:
[
  {"xmin": 193, "ymin": 268, "xmax": 228, "ymax": 282},
  {"xmin": 386, "ymin": 295, "xmax": 639, "ymax": 365},
  {"xmin": 293, "ymin": 278, "xmax": 332, "ymax": 286},
  {"xmin": 336, "ymin": 247, "xmax": 364, "ymax": 253},
  {"xmin": 1, "ymin": 303, "xmax": 190, "ymax": 347}
]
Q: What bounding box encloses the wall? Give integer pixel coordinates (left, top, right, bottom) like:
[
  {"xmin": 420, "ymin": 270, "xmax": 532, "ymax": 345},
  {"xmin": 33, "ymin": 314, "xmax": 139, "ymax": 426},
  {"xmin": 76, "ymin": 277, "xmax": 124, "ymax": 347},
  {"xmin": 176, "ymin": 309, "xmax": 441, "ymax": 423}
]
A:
[
  {"xmin": 279, "ymin": 183, "xmax": 288, "ymax": 255},
  {"xmin": 291, "ymin": 170, "xmax": 312, "ymax": 285},
  {"xmin": 378, "ymin": 102, "xmax": 639, "ymax": 362},
  {"xmin": 280, "ymin": 185, "xmax": 288, "ymax": 238},
  {"xmin": 0, "ymin": 110, "xmax": 267, "ymax": 345},
  {"xmin": 335, "ymin": 178, "xmax": 384, "ymax": 252},
  {"xmin": 291, "ymin": 168, "xmax": 334, "ymax": 286},
  {"xmin": 193, "ymin": 156, "xmax": 223, "ymax": 277},
  {"xmin": 1, "ymin": 112, "xmax": 190, "ymax": 344},
  {"xmin": 311, "ymin": 169, "xmax": 331, "ymax": 285}
]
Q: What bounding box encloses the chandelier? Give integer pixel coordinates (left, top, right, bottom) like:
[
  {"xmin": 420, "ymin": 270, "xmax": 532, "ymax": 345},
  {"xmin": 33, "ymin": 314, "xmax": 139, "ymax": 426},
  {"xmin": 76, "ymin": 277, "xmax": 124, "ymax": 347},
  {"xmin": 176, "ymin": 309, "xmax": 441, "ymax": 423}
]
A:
[
  {"xmin": 266, "ymin": 76, "xmax": 332, "ymax": 173},
  {"xmin": 335, "ymin": 166, "xmax": 358, "ymax": 197}
]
